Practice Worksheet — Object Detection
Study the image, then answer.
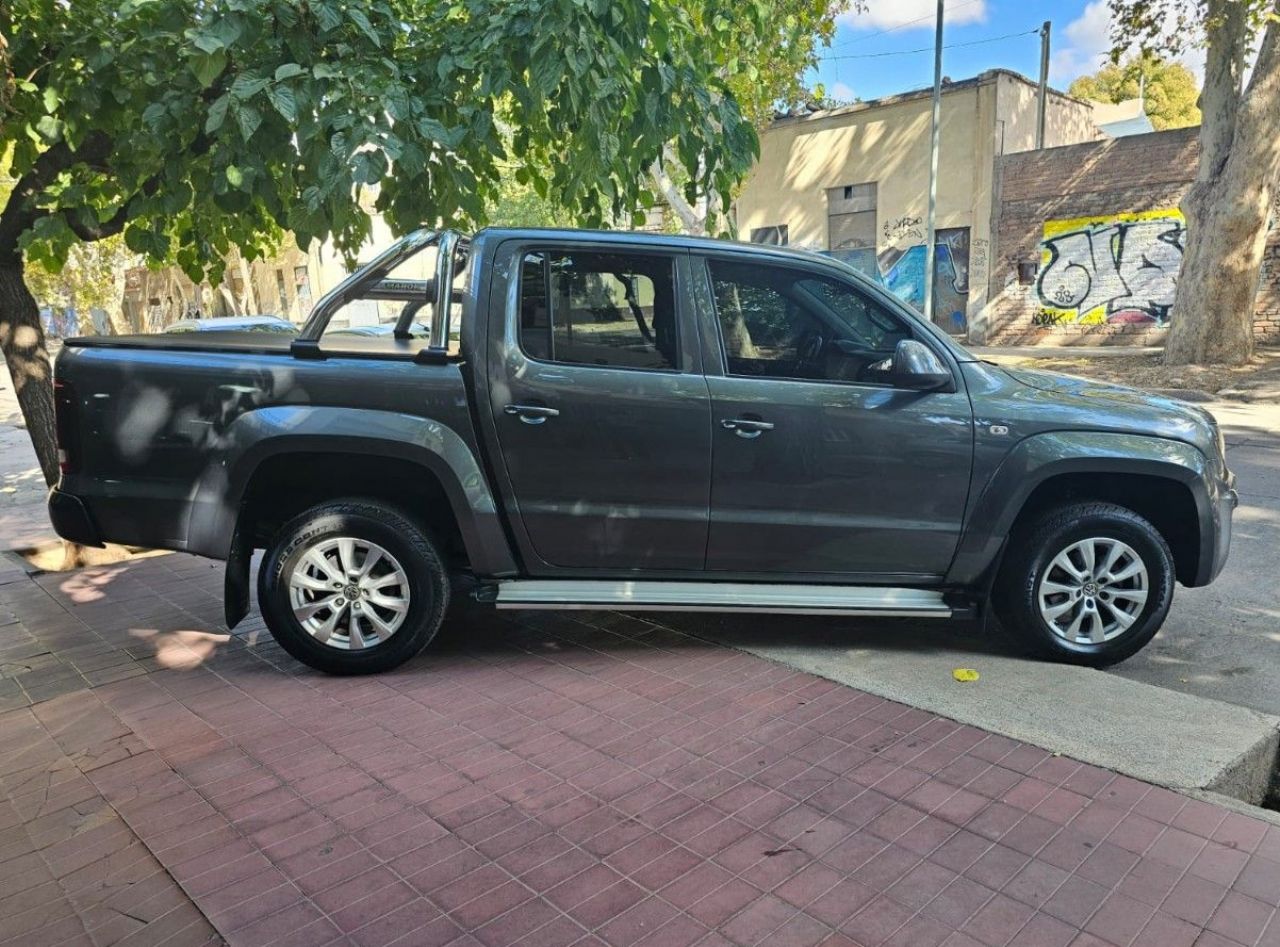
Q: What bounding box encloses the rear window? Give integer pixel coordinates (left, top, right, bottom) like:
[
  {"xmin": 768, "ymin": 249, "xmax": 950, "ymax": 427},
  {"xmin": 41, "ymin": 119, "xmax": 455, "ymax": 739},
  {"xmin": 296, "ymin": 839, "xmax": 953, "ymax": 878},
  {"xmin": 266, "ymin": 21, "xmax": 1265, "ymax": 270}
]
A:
[{"xmin": 518, "ymin": 250, "xmax": 678, "ymax": 371}]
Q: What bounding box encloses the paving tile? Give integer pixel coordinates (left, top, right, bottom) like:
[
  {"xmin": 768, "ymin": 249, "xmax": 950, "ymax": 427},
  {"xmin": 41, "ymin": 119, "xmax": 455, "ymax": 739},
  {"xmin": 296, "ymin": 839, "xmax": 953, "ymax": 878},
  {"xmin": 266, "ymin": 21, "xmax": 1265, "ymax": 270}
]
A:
[{"xmin": 1, "ymin": 554, "xmax": 1276, "ymax": 947}]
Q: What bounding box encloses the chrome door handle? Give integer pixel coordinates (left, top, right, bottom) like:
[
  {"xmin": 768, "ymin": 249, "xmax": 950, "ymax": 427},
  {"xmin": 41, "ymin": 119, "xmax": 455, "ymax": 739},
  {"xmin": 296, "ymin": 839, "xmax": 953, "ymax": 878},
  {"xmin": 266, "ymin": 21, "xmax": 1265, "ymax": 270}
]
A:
[
  {"xmin": 504, "ymin": 403, "xmax": 560, "ymax": 424},
  {"xmin": 722, "ymin": 417, "xmax": 774, "ymax": 439}
]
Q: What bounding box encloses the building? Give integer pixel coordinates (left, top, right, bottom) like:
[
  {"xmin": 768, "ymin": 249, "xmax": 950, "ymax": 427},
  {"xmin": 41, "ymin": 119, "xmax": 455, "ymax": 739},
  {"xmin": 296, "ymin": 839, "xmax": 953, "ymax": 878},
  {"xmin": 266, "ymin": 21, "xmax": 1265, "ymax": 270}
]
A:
[
  {"xmin": 733, "ymin": 69, "xmax": 1102, "ymax": 337},
  {"xmin": 120, "ymin": 214, "xmax": 407, "ymax": 334},
  {"xmin": 987, "ymin": 126, "xmax": 1280, "ymax": 346}
]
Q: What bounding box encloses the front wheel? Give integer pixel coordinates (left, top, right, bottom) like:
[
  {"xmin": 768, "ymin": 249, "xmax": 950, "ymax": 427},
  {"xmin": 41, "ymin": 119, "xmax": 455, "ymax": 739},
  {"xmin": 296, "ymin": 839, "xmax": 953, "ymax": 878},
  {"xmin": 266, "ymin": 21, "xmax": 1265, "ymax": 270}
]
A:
[
  {"xmin": 994, "ymin": 502, "xmax": 1174, "ymax": 667},
  {"xmin": 258, "ymin": 500, "xmax": 449, "ymax": 674}
]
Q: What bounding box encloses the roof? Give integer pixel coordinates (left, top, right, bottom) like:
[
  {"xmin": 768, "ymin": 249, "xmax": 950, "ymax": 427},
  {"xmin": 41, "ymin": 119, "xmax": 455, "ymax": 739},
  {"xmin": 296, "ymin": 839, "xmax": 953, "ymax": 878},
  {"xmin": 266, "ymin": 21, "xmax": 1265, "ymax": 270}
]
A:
[
  {"xmin": 475, "ymin": 226, "xmax": 849, "ymax": 268},
  {"xmin": 767, "ymin": 68, "xmax": 1084, "ymax": 127},
  {"xmin": 1091, "ymin": 98, "xmax": 1155, "ymax": 137}
]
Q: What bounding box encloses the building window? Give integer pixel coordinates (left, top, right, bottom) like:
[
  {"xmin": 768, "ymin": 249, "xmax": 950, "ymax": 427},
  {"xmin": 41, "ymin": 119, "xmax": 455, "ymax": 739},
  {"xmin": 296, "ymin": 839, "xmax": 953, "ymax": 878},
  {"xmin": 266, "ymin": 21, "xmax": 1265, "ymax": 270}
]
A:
[
  {"xmin": 827, "ymin": 182, "xmax": 877, "ymax": 251},
  {"xmin": 749, "ymin": 225, "xmax": 789, "ymax": 246}
]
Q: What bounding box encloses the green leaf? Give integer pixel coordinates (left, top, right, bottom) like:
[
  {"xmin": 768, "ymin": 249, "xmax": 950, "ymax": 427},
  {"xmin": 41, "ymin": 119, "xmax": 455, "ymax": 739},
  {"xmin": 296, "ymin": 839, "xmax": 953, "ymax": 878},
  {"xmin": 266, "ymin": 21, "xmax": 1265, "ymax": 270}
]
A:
[
  {"xmin": 274, "ymin": 63, "xmax": 306, "ymax": 81},
  {"xmin": 267, "ymin": 85, "xmax": 297, "ymax": 122},
  {"xmin": 35, "ymin": 115, "xmax": 62, "ymax": 142},
  {"xmin": 190, "ymin": 50, "xmax": 226, "ymax": 88},
  {"xmin": 205, "ymin": 95, "xmax": 231, "ymax": 134},
  {"xmin": 231, "ymin": 75, "xmax": 270, "ymax": 100},
  {"xmin": 349, "ymin": 8, "xmax": 381, "ymax": 46},
  {"xmin": 42, "ymin": 87, "xmax": 60, "ymax": 113},
  {"xmin": 142, "ymin": 102, "xmax": 168, "ymax": 132},
  {"xmin": 235, "ymin": 103, "xmax": 262, "ymax": 141},
  {"xmin": 226, "ymin": 165, "xmax": 245, "ymax": 188}
]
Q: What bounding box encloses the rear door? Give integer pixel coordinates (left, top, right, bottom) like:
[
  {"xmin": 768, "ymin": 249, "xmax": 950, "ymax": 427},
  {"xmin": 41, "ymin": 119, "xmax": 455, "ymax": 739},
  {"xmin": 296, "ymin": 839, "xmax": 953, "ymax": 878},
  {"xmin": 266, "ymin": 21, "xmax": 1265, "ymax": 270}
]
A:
[
  {"xmin": 696, "ymin": 253, "xmax": 974, "ymax": 579},
  {"xmin": 486, "ymin": 240, "xmax": 712, "ymax": 572}
]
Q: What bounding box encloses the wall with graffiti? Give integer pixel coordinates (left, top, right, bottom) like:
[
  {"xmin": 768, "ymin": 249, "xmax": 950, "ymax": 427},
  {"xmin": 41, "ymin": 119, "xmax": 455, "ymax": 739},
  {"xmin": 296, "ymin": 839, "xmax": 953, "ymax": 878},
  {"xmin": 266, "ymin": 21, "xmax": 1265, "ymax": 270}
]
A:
[
  {"xmin": 1035, "ymin": 210, "xmax": 1184, "ymax": 326},
  {"xmin": 826, "ymin": 226, "xmax": 972, "ymax": 335}
]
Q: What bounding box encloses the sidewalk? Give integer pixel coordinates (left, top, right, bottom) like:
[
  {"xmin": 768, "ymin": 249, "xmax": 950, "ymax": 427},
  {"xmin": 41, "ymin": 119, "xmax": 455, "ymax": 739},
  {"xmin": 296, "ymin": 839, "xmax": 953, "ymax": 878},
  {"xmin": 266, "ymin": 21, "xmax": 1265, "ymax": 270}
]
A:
[{"xmin": 3, "ymin": 551, "xmax": 1280, "ymax": 947}]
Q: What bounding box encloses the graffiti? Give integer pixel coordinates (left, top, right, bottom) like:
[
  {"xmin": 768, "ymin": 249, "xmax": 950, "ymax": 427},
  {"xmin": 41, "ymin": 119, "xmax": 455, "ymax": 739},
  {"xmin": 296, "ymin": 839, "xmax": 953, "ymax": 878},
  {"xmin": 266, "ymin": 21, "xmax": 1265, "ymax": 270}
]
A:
[
  {"xmin": 1032, "ymin": 309, "xmax": 1068, "ymax": 327},
  {"xmin": 826, "ymin": 227, "xmax": 971, "ymax": 334},
  {"xmin": 1036, "ymin": 210, "xmax": 1184, "ymax": 325},
  {"xmin": 970, "ymin": 238, "xmax": 989, "ymax": 285},
  {"xmin": 882, "ymin": 214, "xmax": 924, "ymax": 245}
]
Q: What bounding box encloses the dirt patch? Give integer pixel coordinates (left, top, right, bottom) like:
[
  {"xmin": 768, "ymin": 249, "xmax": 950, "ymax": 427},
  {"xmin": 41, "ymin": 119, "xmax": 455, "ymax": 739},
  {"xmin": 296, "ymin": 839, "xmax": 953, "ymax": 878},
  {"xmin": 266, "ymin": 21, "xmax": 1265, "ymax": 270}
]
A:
[
  {"xmin": 982, "ymin": 347, "xmax": 1280, "ymax": 397},
  {"xmin": 12, "ymin": 541, "xmax": 168, "ymax": 572}
]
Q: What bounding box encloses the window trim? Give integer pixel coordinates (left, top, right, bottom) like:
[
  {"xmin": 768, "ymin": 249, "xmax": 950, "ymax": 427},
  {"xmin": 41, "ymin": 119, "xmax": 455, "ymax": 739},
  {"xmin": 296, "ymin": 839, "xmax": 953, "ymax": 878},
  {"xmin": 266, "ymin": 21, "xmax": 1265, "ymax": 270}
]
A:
[
  {"xmin": 698, "ymin": 253, "xmax": 956, "ymax": 392},
  {"xmin": 514, "ymin": 246, "xmax": 687, "ymax": 376}
]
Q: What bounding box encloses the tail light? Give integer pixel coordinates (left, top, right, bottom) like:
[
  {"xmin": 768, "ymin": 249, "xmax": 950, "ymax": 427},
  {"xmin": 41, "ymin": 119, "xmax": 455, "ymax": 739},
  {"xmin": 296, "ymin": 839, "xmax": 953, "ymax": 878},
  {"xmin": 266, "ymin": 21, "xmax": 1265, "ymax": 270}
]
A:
[{"xmin": 53, "ymin": 378, "xmax": 79, "ymax": 475}]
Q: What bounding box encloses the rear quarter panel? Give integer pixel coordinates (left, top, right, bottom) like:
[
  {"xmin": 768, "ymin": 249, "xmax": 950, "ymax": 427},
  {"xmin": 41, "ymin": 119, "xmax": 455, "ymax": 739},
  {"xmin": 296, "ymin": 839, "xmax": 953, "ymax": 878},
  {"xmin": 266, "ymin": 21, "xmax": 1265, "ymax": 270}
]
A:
[{"xmin": 55, "ymin": 342, "xmax": 510, "ymax": 569}]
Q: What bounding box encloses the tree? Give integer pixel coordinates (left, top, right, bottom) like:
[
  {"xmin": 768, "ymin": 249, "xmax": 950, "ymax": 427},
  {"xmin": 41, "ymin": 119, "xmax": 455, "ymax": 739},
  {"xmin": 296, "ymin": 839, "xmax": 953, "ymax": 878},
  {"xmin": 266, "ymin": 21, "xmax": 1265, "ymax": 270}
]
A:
[
  {"xmin": 1107, "ymin": 0, "xmax": 1280, "ymax": 365},
  {"xmin": 649, "ymin": 0, "xmax": 849, "ymax": 234},
  {"xmin": 1, "ymin": 0, "xmax": 763, "ymax": 486},
  {"xmin": 1069, "ymin": 55, "xmax": 1202, "ymax": 129}
]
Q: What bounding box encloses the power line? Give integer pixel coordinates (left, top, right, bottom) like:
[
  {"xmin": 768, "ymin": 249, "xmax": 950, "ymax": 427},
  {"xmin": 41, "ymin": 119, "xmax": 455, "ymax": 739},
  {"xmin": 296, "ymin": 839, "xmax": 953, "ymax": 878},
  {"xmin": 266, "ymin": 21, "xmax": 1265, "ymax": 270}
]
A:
[
  {"xmin": 819, "ymin": 27, "xmax": 1040, "ymax": 62},
  {"xmin": 829, "ymin": 0, "xmax": 984, "ymax": 49}
]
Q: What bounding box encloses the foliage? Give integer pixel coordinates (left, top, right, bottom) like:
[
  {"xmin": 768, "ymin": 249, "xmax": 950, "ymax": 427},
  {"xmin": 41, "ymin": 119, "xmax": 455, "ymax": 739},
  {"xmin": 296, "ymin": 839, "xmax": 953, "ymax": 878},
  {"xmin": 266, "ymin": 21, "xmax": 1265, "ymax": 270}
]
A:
[
  {"xmin": 0, "ymin": 0, "xmax": 765, "ymax": 284},
  {"xmin": 708, "ymin": 0, "xmax": 850, "ymax": 128},
  {"xmin": 1069, "ymin": 55, "xmax": 1201, "ymax": 129},
  {"xmin": 1, "ymin": 145, "xmax": 131, "ymax": 319}
]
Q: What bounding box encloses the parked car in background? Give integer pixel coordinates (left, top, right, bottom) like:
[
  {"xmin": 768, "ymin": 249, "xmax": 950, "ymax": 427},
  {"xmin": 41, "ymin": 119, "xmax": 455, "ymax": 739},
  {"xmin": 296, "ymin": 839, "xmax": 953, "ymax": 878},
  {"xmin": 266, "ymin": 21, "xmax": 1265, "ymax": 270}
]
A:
[
  {"xmin": 50, "ymin": 228, "xmax": 1236, "ymax": 675},
  {"xmin": 164, "ymin": 315, "xmax": 297, "ymax": 334}
]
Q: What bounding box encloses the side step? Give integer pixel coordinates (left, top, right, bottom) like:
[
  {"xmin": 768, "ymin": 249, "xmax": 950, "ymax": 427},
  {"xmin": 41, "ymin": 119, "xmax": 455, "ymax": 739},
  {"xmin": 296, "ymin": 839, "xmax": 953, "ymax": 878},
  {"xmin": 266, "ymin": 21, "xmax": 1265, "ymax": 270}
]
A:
[{"xmin": 493, "ymin": 580, "xmax": 952, "ymax": 618}]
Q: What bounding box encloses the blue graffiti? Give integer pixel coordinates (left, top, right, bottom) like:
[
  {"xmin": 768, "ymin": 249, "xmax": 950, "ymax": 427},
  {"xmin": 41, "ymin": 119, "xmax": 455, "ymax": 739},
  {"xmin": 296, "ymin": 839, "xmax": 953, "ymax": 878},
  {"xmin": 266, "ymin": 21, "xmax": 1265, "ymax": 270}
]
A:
[{"xmin": 825, "ymin": 228, "xmax": 970, "ymax": 334}]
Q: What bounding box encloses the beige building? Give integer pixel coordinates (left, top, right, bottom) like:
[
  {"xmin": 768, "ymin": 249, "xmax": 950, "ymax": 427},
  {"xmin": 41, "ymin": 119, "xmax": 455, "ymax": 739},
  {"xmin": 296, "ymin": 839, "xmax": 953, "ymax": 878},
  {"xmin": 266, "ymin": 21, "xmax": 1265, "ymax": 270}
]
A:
[
  {"xmin": 734, "ymin": 69, "xmax": 1101, "ymax": 339},
  {"xmin": 121, "ymin": 211, "xmax": 407, "ymax": 334}
]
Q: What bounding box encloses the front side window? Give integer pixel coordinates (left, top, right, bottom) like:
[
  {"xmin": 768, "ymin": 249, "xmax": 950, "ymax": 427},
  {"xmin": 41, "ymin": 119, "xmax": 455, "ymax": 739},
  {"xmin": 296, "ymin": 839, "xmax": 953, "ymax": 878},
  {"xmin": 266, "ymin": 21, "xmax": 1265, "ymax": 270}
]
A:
[
  {"xmin": 519, "ymin": 250, "xmax": 678, "ymax": 370},
  {"xmin": 708, "ymin": 259, "xmax": 914, "ymax": 384}
]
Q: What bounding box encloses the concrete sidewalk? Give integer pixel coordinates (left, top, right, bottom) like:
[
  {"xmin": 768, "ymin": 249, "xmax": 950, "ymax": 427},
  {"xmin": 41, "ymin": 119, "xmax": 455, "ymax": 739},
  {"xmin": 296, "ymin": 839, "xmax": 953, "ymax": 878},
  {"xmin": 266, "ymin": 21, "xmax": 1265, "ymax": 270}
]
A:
[{"xmin": 5, "ymin": 553, "xmax": 1280, "ymax": 946}]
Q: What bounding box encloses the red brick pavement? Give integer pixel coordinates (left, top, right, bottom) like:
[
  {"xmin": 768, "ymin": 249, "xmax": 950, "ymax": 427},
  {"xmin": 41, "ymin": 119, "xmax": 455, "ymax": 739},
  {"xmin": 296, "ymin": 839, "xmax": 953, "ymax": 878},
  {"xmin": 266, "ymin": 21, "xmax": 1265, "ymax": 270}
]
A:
[{"xmin": 2, "ymin": 552, "xmax": 1280, "ymax": 947}]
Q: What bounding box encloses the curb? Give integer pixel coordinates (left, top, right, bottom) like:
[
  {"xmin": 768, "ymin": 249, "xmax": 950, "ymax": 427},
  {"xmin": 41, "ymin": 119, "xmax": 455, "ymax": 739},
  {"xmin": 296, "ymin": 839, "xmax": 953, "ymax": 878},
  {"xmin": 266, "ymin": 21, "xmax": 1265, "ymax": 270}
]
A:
[{"xmin": 676, "ymin": 620, "xmax": 1280, "ymax": 808}]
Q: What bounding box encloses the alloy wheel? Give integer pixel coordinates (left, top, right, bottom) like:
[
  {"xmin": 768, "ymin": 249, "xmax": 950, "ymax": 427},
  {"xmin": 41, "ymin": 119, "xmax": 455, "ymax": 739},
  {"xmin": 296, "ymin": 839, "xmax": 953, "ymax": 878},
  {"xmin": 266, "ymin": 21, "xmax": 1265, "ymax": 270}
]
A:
[
  {"xmin": 287, "ymin": 537, "xmax": 410, "ymax": 650},
  {"xmin": 1036, "ymin": 536, "xmax": 1149, "ymax": 644}
]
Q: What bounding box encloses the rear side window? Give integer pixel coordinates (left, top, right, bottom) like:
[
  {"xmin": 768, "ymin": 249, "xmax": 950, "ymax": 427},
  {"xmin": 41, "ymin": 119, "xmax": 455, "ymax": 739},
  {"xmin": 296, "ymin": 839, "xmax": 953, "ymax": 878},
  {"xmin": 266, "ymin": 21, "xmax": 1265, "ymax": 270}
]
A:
[{"xmin": 518, "ymin": 251, "xmax": 678, "ymax": 370}]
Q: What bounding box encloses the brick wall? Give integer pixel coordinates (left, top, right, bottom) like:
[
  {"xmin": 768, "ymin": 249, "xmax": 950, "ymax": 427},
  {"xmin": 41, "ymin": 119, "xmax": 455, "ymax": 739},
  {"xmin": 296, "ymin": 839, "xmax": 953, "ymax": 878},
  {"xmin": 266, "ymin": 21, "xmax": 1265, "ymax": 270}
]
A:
[{"xmin": 985, "ymin": 127, "xmax": 1280, "ymax": 346}]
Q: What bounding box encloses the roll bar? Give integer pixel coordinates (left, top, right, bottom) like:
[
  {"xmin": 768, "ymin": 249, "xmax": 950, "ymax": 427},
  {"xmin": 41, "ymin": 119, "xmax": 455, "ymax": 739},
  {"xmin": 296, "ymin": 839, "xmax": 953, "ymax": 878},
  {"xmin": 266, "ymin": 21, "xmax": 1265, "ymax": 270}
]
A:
[{"xmin": 292, "ymin": 228, "xmax": 466, "ymax": 357}]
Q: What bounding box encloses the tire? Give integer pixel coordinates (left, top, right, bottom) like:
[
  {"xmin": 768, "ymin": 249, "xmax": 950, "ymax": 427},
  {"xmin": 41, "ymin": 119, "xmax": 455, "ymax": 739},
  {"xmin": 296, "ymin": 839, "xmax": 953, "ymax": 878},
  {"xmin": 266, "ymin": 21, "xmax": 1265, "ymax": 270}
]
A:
[
  {"xmin": 257, "ymin": 500, "xmax": 450, "ymax": 674},
  {"xmin": 993, "ymin": 501, "xmax": 1174, "ymax": 667}
]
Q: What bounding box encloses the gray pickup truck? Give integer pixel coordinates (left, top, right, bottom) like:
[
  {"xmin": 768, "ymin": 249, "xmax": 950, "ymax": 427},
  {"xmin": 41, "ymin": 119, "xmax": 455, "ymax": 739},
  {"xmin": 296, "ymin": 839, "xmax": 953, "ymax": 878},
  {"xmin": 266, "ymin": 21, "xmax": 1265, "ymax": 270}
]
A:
[{"xmin": 48, "ymin": 228, "xmax": 1237, "ymax": 674}]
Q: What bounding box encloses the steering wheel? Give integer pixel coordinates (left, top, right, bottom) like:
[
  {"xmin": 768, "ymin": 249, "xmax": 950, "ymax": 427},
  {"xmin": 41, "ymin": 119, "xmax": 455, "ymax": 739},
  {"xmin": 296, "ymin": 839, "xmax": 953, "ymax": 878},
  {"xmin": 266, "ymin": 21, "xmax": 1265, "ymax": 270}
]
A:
[{"xmin": 794, "ymin": 329, "xmax": 827, "ymax": 378}]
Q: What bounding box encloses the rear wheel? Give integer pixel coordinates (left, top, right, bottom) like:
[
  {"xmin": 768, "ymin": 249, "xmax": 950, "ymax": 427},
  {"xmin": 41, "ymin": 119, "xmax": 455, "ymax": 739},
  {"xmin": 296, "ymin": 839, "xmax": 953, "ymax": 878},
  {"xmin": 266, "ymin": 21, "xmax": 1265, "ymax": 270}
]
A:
[
  {"xmin": 994, "ymin": 501, "xmax": 1174, "ymax": 666},
  {"xmin": 258, "ymin": 500, "xmax": 449, "ymax": 674}
]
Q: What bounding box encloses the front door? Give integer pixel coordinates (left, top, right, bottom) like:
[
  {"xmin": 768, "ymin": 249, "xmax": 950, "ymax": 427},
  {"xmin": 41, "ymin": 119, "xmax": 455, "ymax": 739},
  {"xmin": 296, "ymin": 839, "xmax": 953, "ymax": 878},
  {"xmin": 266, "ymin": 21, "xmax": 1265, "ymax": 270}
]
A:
[
  {"xmin": 488, "ymin": 244, "xmax": 711, "ymax": 572},
  {"xmin": 698, "ymin": 255, "xmax": 973, "ymax": 578}
]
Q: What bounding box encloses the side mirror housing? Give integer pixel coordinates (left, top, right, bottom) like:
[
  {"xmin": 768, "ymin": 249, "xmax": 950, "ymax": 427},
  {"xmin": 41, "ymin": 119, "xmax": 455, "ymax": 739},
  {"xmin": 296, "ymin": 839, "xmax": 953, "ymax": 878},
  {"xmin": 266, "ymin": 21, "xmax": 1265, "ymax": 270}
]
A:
[{"xmin": 890, "ymin": 339, "xmax": 953, "ymax": 392}]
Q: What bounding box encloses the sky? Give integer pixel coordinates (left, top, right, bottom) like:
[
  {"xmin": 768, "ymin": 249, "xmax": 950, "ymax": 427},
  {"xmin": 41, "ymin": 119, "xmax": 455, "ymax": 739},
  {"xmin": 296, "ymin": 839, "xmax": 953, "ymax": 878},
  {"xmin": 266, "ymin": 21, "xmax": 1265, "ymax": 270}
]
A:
[{"xmin": 808, "ymin": 0, "xmax": 1205, "ymax": 104}]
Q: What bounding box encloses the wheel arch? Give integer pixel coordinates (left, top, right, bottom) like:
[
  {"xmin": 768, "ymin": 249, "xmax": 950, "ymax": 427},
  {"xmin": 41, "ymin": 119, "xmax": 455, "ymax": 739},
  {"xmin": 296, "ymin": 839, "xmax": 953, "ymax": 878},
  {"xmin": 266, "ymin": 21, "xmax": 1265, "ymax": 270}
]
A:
[{"xmin": 949, "ymin": 431, "xmax": 1213, "ymax": 590}]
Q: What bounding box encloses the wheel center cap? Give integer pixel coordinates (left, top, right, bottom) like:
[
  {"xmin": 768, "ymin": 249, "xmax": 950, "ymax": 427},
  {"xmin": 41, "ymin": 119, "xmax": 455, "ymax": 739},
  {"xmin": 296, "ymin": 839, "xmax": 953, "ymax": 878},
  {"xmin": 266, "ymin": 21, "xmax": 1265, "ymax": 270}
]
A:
[
  {"xmin": 343, "ymin": 583, "xmax": 361, "ymax": 600},
  {"xmin": 1082, "ymin": 581, "xmax": 1099, "ymax": 596}
]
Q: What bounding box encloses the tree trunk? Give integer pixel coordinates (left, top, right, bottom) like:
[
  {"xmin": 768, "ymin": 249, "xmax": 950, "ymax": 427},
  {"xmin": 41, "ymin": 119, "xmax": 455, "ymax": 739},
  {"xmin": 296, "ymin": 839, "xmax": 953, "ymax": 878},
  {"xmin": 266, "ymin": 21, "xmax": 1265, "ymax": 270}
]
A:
[
  {"xmin": 0, "ymin": 258, "xmax": 60, "ymax": 486},
  {"xmin": 1165, "ymin": 3, "xmax": 1280, "ymax": 365}
]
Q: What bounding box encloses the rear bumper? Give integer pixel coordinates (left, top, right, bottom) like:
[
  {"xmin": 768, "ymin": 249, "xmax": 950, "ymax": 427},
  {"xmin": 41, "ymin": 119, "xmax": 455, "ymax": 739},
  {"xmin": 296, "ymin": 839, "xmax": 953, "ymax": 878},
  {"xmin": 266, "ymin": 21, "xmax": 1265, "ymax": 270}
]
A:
[{"xmin": 47, "ymin": 487, "xmax": 104, "ymax": 548}]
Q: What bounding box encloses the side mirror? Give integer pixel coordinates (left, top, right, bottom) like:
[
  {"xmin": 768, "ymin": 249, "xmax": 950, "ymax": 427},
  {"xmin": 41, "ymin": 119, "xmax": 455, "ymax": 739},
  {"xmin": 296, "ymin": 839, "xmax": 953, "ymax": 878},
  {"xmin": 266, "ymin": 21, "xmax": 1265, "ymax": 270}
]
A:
[{"xmin": 889, "ymin": 339, "xmax": 953, "ymax": 392}]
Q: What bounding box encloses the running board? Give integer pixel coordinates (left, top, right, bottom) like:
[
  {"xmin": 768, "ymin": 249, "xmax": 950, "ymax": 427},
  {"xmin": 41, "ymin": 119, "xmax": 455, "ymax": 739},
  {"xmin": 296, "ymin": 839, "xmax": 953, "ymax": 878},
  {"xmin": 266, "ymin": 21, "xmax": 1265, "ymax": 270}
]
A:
[{"xmin": 492, "ymin": 581, "xmax": 952, "ymax": 617}]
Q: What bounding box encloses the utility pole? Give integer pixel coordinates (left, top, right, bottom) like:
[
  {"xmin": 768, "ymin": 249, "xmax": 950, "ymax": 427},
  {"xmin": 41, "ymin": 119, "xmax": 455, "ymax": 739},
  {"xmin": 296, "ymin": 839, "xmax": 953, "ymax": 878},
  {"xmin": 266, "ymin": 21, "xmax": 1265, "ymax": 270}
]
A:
[
  {"xmin": 1036, "ymin": 21, "xmax": 1051, "ymax": 149},
  {"xmin": 923, "ymin": 0, "xmax": 944, "ymax": 324}
]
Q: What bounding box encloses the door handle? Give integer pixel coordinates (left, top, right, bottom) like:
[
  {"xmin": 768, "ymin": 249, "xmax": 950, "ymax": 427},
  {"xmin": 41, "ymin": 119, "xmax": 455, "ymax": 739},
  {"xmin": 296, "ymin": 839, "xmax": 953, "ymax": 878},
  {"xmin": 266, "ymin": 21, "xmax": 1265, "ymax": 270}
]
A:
[
  {"xmin": 721, "ymin": 417, "xmax": 774, "ymax": 439},
  {"xmin": 504, "ymin": 403, "xmax": 560, "ymax": 424}
]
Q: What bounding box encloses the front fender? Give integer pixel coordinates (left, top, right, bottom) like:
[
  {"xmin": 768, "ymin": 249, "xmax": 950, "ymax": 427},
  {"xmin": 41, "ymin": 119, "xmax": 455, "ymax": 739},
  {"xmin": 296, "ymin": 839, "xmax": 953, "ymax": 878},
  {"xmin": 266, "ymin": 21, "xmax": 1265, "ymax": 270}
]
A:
[
  {"xmin": 186, "ymin": 406, "xmax": 517, "ymax": 576},
  {"xmin": 946, "ymin": 430, "xmax": 1213, "ymax": 587}
]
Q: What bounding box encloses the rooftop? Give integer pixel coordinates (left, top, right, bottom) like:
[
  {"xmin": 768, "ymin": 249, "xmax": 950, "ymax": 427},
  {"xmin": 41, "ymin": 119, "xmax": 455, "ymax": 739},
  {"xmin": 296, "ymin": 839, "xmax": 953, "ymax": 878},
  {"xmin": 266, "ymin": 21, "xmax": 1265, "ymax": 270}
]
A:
[{"xmin": 770, "ymin": 68, "xmax": 1084, "ymax": 126}]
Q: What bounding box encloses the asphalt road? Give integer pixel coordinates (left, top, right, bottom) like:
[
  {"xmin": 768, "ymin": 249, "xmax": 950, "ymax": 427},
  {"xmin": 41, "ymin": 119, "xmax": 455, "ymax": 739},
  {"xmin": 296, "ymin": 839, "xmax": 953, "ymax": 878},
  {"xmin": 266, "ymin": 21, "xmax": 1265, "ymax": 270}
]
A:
[{"xmin": 1109, "ymin": 398, "xmax": 1280, "ymax": 714}]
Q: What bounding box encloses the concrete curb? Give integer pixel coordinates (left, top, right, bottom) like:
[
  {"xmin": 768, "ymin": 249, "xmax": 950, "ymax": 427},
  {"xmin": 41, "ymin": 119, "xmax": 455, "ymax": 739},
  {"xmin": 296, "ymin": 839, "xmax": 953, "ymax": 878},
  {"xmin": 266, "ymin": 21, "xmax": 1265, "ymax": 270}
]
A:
[{"xmin": 693, "ymin": 628, "xmax": 1280, "ymax": 806}]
